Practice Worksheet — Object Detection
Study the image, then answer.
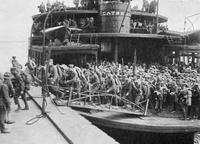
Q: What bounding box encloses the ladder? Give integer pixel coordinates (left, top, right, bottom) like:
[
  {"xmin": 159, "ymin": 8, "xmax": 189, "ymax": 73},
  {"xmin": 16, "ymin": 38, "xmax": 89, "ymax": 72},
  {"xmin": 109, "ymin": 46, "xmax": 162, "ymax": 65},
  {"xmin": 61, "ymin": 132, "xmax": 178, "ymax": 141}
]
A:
[
  {"xmin": 70, "ymin": 34, "xmax": 80, "ymax": 45},
  {"xmin": 166, "ymin": 36, "xmax": 174, "ymax": 44}
]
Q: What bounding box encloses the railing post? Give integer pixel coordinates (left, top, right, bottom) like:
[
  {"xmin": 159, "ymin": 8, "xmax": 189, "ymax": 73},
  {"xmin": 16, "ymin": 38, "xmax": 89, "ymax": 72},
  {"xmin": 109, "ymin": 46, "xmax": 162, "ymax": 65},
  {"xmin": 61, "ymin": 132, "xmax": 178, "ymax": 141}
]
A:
[
  {"xmin": 68, "ymin": 87, "xmax": 73, "ymax": 106},
  {"xmin": 144, "ymin": 99, "xmax": 149, "ymax": 115}
]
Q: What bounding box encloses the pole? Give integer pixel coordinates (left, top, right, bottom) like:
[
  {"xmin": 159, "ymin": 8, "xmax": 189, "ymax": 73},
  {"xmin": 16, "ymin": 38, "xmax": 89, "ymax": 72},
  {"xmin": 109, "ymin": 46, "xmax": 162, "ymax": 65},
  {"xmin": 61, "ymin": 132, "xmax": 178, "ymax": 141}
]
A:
[
  {"xmin": 118, "ymin": 1, "xmax": 130, "ymax": 33},
  {"xmin": 156, "ymin": 0, "xmax": 159, "ymax": 34}
]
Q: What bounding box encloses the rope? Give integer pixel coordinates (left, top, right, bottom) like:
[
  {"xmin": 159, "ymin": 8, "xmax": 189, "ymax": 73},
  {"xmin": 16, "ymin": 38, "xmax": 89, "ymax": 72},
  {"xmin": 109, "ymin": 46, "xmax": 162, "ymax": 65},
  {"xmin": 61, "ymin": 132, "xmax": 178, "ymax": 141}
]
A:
[{"xmin": 25, "ymin": 94, "xmax": 48, "ymax": 125}]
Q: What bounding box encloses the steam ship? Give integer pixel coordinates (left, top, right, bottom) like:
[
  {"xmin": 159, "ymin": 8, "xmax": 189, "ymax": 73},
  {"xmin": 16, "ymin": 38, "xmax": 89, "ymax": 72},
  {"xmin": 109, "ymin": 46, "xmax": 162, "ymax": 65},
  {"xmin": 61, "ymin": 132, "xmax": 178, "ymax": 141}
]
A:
[{"xmin": 29, "ymin": 0, "xmax": 200, "ymax": 143}]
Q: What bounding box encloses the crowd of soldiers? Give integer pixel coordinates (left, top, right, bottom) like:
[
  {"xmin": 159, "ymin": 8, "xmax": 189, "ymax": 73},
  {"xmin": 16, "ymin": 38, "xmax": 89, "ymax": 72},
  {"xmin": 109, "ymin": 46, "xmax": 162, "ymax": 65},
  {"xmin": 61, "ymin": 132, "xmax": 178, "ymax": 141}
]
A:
[
  {"xmin": 37, "ymin": 59, "xmax": 200, "ymax": 121},
  {"xmin": 0, "ymin": 56, "xmax": 36, "ymax": 134}
]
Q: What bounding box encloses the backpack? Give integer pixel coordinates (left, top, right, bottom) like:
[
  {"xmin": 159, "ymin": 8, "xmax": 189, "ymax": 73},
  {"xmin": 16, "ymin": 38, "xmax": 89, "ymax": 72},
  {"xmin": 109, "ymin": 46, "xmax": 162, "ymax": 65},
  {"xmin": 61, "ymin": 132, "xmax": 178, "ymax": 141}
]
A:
[{"xmin": 20, "ymin": 73, "xmax": 31, "ymax": 91}]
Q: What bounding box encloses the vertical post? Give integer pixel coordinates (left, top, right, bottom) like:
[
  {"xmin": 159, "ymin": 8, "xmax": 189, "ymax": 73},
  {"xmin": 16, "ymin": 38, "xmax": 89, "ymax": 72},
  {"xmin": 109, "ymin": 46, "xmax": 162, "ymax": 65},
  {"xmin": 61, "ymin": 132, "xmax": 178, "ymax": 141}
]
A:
[
  {"xmin": 68, "ymin": 87, "xmax": 73, "ymax": 106},
  {"xmin": 42, "ymin": 40, "xmax": 52, "ymax": 114},
  {"xmin": 144, "ymin": 99, "xmax": 149, "ymax": 115},
  {"xmin": 133, "ymin": 47, "xmax": 137, "ymax": 76},
  {"xmin": 114, "ymin": 38, "xmax": 118, "ymax": 63},
  {"xmin": 156, "ymin": 0, "xmax": 159, "ymax": 34}
]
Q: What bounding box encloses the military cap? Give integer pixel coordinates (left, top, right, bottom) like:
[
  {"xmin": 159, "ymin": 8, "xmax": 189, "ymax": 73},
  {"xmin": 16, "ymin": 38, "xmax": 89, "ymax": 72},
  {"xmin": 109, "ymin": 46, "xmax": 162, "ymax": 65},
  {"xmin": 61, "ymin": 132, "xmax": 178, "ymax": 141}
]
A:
[
  {"xmin": 68, "ymin": 64, "xmax": 74, "ymax": 68},
  {"xmin": 60, "ymin": 64, "xmax": 68, "ymax": 70},
  {"xmin": 49, "ymin": 59, "xmax": 53, "ymax": 65},
  {"xmin": 4, "ymin": 72, "xmax": 13, "ymax": 80},
  {"xmin": 12, "ymin": 56, "xmax": 16, "ymax": 58}
]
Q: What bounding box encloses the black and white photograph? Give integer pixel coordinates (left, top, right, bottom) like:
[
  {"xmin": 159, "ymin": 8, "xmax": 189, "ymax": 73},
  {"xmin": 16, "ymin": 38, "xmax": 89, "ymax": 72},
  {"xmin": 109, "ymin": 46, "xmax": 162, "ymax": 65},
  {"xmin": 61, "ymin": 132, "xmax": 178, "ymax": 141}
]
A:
[{"xmin": 0, "ymin": 0, "xmax": 200, "ymax": 143}]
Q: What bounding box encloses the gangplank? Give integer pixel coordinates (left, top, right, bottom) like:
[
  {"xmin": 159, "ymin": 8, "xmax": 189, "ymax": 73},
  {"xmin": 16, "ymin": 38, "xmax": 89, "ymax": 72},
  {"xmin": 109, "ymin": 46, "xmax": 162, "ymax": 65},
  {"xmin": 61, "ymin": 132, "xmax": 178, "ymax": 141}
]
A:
[{"xmin": 53, "ymin": 87, "xmax": 149, "ymax": 116}]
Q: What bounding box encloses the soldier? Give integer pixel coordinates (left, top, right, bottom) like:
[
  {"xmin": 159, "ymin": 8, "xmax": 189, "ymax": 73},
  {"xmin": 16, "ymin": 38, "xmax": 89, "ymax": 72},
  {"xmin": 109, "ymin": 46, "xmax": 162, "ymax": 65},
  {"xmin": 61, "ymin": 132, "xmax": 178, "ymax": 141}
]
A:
[
  {"xmin": 46, "ymin": 0, "xmax": 51, "ymax": 12},
  {"xmin": 133, "ymin": 79, "xmax": 143, "ymax": 107},
  {"xmin": 25, "ymin": 57, "xmax": 37, "ymax": 85},
  {"xmin": 121, "ymin": 76, "xmax": 133, "ymax": 107},
  {"xmin": 47, "ymin": 60, "xmax": 64, "ymax": 98},
  {"xmin": 88, "ymin": 68, "xmax": 100, "ymax": 93},
  {"xmin": 38, "ymin": 2, "xmax": 46, "ymax": 13},
  {"xmin": 3, "ymin": 72, "xmax": 15, "ymax": 124},
  {"xmin": 149, "ymin": 0, "xmax": 157, "ymax": 14},
  {"xmin": 169, "ymin": 82, "xmax": 178, "ymax": 113},
  {"xmin": 73, "ymin": 0, "xmax": 79, "ymax": 10},
  {"xmin": 10, "ymin": 67, "xmax": 29, "ymax": 111},
  {"xmin": 178, "ymin": 84, "xmax": 191, "ymax": 120},
  {"xmin": 191, "ymin": 83, "xmax": 200, "ymax": 119},
  {"xmin": 154, "ymin": 83, "xmax": 163, "ymax": 113},
  {"xmin": 0, "ymin": 72, "xmax": 11, "ymax": 133},
  {"xmin": 11, "ymin": 56, "xmax": 22, "ymax": 70},
  {"xmin": 143, "ymin": 0, "xmax": 150, "ymax": 12},
  {"xmin": 105, "ymin": 74, "xmax": 117, "ymax": 105}
]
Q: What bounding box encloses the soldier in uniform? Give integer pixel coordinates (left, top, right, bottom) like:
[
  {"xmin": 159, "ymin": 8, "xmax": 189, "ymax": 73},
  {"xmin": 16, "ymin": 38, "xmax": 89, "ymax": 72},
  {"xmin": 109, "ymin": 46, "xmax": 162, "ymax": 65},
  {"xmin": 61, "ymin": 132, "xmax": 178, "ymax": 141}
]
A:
[
  {"xmin": 11, "ymin": 56, "xmax": 22, "ymax": 70},
  {"xmin": 178, "ymin": 84, "xmax": 192, "ymax": 120},
  {"xmin": 121, "ymin": 76, "xmax": 133, "ymax": 107},
  {"xmin": 73, "ymin": 0, "xmax": 79, "ymax": 10},
  {"xmin": 105, "ymin": 74, "xmax": 117, "ymax": 104},
  {"xmin": 154, "ymin": 83, "xmax": 163, "ymax": 113},
  {"xmin": 25, "ymin": 57, "xmax": 37, "ymax": 85},
  {"xmin": 88, "ymin": 68, "xmax": 100, "ymax": 93},
  {"xmin": 3, "ymin": 72, "xmax": 15, "ymax": 124},
  {"xmin": 0, "ymin": 72, "xmax": 11, "ymax": 133},
  {"xmin": 10, "ymin": 67, "xmax": 29, "ymax": 111},
  {"xmin": 46, "ymin": 0, "xmax": 51, "ymax": 12},
  {"xmin": 169, "ymin": 82, "xmax": 178, "ymax": 113},
  {"xmin": 47, "ymin": 59, "xmax": 64, "ymax": 98},
  {"xmin": 149, "ymin": 0, "xmax": 157, "ymax": 14},
  {"xmin": 132, "ymin": 78, "xmax": 143, "ymax": 110},
  {"xmin": 38, "ymin": 2, "xmax": 46, "ymax": 13},
  {"xmin": 143, "ymin": 0, "xmax": 150, "ymax": 12}
]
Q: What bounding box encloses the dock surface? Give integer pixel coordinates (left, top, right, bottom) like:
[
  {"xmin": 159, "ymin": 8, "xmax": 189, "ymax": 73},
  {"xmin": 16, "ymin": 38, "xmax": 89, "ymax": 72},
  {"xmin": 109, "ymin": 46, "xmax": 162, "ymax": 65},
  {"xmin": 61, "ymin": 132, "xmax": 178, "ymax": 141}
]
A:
[
  {"xmin": 0, "ymin": 95, "xmax": 68, "ymax": 144},
  {"xmin": 0, "ymin": 85, "xmax": 118, "ymax": 144},
  {"xmin": 29, "ymin": 86, "xmax": 118, "ymax": 144}
]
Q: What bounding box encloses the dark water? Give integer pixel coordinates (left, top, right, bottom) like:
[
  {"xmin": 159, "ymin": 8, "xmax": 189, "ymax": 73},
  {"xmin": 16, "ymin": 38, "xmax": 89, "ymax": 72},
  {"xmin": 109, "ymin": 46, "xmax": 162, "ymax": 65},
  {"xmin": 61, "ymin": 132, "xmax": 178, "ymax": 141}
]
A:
[{"xmin": 96, "ymin": 125, "xmax": 194, "ymax": 144}]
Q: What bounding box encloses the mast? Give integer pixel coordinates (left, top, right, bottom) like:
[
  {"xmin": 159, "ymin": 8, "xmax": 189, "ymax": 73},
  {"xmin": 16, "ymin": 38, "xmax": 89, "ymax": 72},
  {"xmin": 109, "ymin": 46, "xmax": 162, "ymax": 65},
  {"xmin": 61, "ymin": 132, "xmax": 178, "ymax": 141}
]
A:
[{"xmin": 118, "ymin": 0, "xmax": 131, "ymax": 33}]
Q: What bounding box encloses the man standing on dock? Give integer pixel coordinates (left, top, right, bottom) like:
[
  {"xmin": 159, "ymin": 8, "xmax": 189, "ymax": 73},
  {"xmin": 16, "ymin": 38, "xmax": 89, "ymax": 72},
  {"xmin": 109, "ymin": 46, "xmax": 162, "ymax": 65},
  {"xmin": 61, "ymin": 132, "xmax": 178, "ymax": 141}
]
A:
[
  {"xmin": 3, "ymin": 72, "xmax": 15, "ymax": 124},
  {"xmin": 10, "ymin": 67, "xmax": 29, "ymax": 111},
  {"xmin": 0, "ymin": 73, "xmax": 11, "ymax": 134}
]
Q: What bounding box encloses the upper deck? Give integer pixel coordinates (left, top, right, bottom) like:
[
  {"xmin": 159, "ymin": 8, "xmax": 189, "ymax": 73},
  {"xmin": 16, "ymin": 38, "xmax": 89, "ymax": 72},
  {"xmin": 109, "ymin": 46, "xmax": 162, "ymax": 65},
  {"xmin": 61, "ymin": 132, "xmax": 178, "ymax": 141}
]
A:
[
  {"xmin": 32, "ymin": 10, "xmax": 167, "ymax": 23},
  {"xmin": 32, "ymin": 0, "xmax": 168, "ymax": 37}
]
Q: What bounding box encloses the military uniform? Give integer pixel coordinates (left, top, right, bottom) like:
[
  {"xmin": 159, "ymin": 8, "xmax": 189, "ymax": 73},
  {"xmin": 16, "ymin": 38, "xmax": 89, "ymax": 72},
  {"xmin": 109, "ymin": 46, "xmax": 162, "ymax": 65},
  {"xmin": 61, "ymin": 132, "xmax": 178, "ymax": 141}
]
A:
[
  {"xmin": 46, "ymin": 0, "xmax": 51, "ymax": 12},
  {"xmin": 0, "ymin": 73, "xmax": 11, "ymax": 133},
  {"xmin": 133, "ymin": 80, "xmax": 143, "ymax": 106},
  {"xmin": 178, "ymin": 87, "xmax": 191, "ymax": 120},
  {"xmin": 154, "ymin": 84, "xmax": 163, "ymax": 113},
  {"xmin": 11, "ymin": 56, "xmax": 21, "ymax": 70},
  {"xmin": 10, "ymin": 67, "xmax": 28, "ymax": 110},
  {"xmin": 3, "ymin": 72, "xmax": 15, "ymax": 124},
  {"xmin": 38, "ymin": 2, "xmax": 46, "ymax": 13},
  {"xmin": 48, "ymin": 64, "xmax": 64, "ymax": 98}
]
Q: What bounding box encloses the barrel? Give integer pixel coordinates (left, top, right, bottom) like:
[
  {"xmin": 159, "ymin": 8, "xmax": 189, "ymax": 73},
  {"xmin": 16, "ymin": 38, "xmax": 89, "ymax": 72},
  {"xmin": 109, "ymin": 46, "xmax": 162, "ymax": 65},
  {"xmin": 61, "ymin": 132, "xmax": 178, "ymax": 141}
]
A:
[{"xmin": 100, "ymin": 2, "xmax": 131, "ymax": 33}]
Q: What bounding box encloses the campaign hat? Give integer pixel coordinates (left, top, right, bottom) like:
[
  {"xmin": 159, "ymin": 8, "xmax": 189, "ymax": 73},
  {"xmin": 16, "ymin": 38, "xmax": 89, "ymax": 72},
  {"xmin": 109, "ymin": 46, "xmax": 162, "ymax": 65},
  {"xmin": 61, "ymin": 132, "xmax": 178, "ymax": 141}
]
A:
[
  {"xmin": 68, "ymin": 64, "xmax": 74, "ymax": 68},
  {"xmin": 4, "ymin": 72, "xmax": 13, "ymax": 80}
]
